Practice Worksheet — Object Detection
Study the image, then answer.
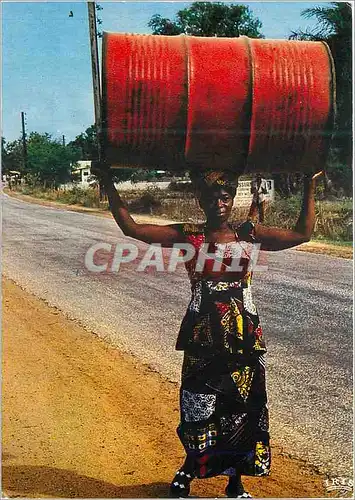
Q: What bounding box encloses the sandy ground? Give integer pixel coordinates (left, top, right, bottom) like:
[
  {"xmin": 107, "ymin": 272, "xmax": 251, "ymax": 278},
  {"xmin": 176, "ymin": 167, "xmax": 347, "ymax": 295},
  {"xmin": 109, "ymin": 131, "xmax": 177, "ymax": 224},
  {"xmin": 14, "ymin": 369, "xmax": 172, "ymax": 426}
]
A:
[
  {"xmin": 5, "ymin": 190, "xmax": 352, "ymax": 259},
  {"xmin": 2, "ymin": 278, "xmax": 333, "ymax": 499}
]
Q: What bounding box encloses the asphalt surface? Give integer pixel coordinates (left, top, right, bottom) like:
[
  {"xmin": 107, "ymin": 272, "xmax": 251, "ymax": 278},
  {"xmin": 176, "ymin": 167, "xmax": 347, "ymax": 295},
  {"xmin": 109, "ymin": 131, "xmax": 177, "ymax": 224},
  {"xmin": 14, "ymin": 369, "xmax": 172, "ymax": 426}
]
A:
[{"xmin": 2, "ymin": 194, "xmax": 353, "ymax": 478}]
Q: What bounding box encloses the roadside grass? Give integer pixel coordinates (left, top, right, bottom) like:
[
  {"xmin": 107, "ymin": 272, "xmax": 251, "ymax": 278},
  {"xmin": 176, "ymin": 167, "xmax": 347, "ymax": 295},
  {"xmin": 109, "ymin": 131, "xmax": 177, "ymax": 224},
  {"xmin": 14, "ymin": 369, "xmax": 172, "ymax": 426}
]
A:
[
  {"xmin": 264, "ymin": 196, "xmax": 353, "ymax": 242},
  {"xmin": 14, "ymin": 185, "xmax": 104, "ymax": 208},
  {"xmin": 9, "ymin": 184, "xmax": 353, "ymax": 243},
  {"xmin": 311, "ymin": 239, "xmax": 352, "ymax": 247}
]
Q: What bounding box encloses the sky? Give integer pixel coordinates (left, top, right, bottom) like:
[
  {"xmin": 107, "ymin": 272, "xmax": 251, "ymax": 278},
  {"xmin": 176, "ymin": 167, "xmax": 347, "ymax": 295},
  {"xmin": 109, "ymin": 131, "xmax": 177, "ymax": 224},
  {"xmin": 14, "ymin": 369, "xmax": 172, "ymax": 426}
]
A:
[{"xmin": 2, "ymin": 1, "xmax": 327, "ymax": 144}]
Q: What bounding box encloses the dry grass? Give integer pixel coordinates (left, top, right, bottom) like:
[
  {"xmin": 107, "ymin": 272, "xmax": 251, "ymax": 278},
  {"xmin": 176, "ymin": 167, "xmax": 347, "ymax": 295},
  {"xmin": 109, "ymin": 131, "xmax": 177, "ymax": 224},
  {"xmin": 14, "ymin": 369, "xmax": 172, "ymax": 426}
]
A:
[
  {"xmin": 264, "ymin": 196, "xmax": 352, "ymax": 242},
  {"xmin": 15, "ymin": 185, "xmax": 105, "ymax": 209}
]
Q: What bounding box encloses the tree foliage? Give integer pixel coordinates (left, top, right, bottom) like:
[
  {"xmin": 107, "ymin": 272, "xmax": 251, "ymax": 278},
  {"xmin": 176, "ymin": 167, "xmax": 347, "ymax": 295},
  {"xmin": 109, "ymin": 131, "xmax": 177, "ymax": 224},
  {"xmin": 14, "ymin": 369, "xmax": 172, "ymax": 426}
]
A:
[
  {"xmin": 2, "ymin": 133, "xmax": 80, "ymax": 187},
  {"xmin": 148, "ymin": 2, "xmax": 264, "ymax": 38},
  {"xmin": 27, "ymin": 132, "xmax": 80, "ymax": 186},
  {"xmin": 290, "ymin": 2, "xmax": 352, "ymax": 191},
  {"xmin": 2, "ymin": 137, "xmax": 24, "ymax": 175},
  {"xmin": 68, "ymin": 125, "xmax": 98, "ymax": 160}
]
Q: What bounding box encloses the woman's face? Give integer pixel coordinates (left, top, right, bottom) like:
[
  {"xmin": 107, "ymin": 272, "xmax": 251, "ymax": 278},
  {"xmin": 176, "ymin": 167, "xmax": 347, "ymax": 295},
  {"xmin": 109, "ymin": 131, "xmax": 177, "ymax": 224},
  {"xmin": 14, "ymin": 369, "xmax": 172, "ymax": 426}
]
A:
[{"xmin": 199, "ymin": 187, "xmax": 234, "ymax": 223}]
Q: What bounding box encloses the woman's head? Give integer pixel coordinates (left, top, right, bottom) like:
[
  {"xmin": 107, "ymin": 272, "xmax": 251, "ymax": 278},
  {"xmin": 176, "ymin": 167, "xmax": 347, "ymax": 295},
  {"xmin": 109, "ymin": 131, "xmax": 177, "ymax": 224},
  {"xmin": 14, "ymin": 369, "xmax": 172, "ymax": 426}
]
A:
[{"xmin": 190, "ymin": 169, "xmax": 238, "ymax": 223}]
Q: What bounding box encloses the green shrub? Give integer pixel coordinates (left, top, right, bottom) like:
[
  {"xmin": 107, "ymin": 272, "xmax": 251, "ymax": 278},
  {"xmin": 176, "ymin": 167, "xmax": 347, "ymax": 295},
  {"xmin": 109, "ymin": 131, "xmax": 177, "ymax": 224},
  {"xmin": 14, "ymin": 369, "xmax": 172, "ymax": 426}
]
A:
[
  {"xmin": 314, "ymin": 200, "xmax": 352, "ymax": 241},
  {"xmin": 264, "ymin": 195, "xmax": 352, "ymax": 241},
  {"xmin": 264, "ymin": 194, "xmax": 303, "ymax": 229}
]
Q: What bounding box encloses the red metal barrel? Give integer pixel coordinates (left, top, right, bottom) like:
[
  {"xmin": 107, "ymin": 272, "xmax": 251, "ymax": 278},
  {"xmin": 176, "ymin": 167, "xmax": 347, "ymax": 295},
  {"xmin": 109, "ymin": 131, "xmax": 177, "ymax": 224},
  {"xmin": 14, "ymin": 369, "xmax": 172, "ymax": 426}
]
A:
[
  {"xmin": 102, "ymin": 33, "xmax": 335, "ymax": 173},
  {"xmin": 184, "ymin": 36, "xmax": 251, "ymax": 170},
  {"xmin": 245, "ymin": 38, "xmax": 335, "ymax": 173},
  {"xmin": 102, "ymin": 33, "xmax": 187, "ymax": 169}
]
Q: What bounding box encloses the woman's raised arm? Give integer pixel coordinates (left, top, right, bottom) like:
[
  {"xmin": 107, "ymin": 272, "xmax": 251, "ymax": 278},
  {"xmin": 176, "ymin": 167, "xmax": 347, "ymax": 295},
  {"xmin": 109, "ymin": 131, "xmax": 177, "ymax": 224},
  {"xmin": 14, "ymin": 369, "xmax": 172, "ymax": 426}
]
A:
[
  {"xmin": 254, "ymin": 171, "xmax": 322, "ymax": 251},
  {"xmin": 100, "ymin": 169, "xmax": 184, "ymax": 246}
]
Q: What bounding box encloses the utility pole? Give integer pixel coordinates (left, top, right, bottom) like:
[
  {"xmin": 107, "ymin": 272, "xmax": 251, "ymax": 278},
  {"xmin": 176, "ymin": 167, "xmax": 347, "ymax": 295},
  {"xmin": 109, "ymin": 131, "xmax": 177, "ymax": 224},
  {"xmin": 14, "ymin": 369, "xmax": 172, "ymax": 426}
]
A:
[
  {"xmin": 62, "ymin": 135, "xmax": 66, "ymax": 147},
  {"xmin": 87, "ymin": 1, "xmax": 102, "ymax": 162},
  {"xmin": 87, "ymin": 0, "xmax": 105, "ymax": 200},
  {"xmin": 21, "ymin": 111, "xmax": 28, "ymax": 170}
]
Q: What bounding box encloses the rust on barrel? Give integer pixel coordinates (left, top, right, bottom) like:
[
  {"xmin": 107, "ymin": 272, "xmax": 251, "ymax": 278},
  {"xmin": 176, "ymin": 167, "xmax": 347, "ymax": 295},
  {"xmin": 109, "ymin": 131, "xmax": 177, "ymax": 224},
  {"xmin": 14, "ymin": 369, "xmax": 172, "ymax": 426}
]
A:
[{"xmin": 102, "ymin": 33, "xmax": 335, "ymax": 174}]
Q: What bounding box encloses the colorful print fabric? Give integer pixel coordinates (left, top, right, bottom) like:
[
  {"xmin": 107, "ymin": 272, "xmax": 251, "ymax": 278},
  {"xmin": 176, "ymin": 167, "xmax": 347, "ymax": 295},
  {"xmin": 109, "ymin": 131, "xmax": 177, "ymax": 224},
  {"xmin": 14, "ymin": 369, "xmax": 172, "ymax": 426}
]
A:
[
  {"xmin": 176, "ymin": 222, "xmax": 271, "ymax": 478},
  {"xmin": 175, "ymin": 222, "xmax": 266, "ymax": 355},
  {"xmin": 178, "ymin": 352, "xmax": 271, "ymax": 478}
]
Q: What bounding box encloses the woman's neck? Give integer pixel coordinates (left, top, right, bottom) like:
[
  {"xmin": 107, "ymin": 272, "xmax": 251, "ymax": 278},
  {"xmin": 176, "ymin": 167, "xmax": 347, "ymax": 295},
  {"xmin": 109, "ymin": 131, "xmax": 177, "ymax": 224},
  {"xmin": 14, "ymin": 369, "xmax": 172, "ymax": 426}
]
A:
[{"xmin": 205, "ymin": 220, "xmax": 230, "ymax": 231}]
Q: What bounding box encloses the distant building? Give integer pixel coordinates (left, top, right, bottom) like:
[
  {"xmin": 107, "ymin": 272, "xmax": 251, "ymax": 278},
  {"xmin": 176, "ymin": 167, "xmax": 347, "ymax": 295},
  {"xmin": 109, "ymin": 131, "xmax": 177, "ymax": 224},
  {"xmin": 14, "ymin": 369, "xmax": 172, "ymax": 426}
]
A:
[{"xmin": 72, "ymin": 160, "xmax": 92, "ymax": 186}]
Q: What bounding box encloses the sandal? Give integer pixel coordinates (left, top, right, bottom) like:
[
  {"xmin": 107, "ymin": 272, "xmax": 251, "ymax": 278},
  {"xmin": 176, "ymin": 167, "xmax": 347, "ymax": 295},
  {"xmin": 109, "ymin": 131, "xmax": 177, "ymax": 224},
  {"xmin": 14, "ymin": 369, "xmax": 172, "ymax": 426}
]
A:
[
  {"xmin": 169, "ymin": 470, "xmax": 193, "ymax": 498},
  {"xmin": 225, "ymin": 487, "xmax": 252, "ymax": 498},
  {"xmin": 225, "ymin": 476, "xmax": 252, "ymax": 498}
]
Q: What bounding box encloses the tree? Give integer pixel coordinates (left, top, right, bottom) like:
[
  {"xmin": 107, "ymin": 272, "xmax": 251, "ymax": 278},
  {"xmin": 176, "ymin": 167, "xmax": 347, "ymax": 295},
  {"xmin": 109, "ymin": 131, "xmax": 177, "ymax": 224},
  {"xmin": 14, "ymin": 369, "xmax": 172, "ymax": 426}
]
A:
[
  {"xmin": 25, "ymin": 132, "xmax": 80, "ymax": 187},
  {"xmin": 2, "ymin": 137, "xmax": 26, "ymax": 175},
  {"xmin": 148, "ymin": 2, "xmax": 264, "ymax": 38},
  {"xmin": 68, "ymin": 125, "xmax": 98, "ymax": 160},
  {"xmin": 290, "ymin": 2, "xmax": 352, "ymax": 194},
  {"xmin": 1, "ymin": 137, "xmax": 6, "ymax": 169},
  {"xmin": 2, "ymin": 132, "xmax": 80, "ymax": 187}
]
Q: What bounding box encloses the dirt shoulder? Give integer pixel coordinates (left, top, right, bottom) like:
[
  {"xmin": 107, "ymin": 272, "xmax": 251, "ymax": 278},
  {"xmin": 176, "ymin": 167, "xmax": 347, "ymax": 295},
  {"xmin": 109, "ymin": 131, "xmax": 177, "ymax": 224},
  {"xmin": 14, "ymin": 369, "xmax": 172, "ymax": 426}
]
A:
[
  {"xmin": 295, "ymin": 240, "xmax": 352, "ymax": 259},
  {"xmin": 2, "ymin": 277, "xmax": 330, "ymax": 498},
  {"xmin": 4, "ymin": 190, "xmax": 352, "ymax": 258}
]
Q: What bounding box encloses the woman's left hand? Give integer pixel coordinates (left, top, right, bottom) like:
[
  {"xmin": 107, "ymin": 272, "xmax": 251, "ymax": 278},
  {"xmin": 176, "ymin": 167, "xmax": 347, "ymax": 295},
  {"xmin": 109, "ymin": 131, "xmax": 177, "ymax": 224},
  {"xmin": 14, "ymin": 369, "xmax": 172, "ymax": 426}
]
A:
[
  {"xmin": 311, "ymin": 170, "xmax": 324, "ymax": 181},
  {"xmin": 304, "ymin": 170, "xmax": 324, "ymax": 187}
]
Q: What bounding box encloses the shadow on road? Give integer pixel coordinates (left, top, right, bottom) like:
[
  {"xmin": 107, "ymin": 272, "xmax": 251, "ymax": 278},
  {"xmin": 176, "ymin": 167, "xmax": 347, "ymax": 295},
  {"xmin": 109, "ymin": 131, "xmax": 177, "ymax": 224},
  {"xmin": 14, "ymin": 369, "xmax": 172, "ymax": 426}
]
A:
[{"xmin": 2, "ymin": 465, "xmax": 171, "ymax": 498}]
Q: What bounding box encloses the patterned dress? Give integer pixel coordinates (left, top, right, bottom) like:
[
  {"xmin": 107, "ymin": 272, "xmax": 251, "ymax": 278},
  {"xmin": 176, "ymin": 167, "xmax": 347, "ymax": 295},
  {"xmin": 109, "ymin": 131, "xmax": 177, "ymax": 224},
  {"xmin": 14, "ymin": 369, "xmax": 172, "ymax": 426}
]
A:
[{"xmin": 175, "ymin": 221, "xmax": 271, "ymax": 479}]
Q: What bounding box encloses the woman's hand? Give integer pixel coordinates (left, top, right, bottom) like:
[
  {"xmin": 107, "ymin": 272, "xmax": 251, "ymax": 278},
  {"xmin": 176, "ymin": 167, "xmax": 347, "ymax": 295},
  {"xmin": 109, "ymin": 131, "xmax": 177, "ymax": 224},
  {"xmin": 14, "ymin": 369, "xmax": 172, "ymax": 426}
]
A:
[
  {"xmin": 304, "ymin": 170, "xmax": 324, "ymax": 185},
  {"xmin": 311, "ymin": 170, "xmax": 324, "ymax": 181}
]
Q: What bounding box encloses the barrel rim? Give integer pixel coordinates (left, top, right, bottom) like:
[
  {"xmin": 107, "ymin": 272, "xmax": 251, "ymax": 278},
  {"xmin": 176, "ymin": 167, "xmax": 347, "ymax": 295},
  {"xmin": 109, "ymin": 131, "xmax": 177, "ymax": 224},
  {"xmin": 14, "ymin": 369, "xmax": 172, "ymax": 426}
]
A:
[{"xmin": 321, "ymin": 40, "xmax": 337, "ymax": 161}]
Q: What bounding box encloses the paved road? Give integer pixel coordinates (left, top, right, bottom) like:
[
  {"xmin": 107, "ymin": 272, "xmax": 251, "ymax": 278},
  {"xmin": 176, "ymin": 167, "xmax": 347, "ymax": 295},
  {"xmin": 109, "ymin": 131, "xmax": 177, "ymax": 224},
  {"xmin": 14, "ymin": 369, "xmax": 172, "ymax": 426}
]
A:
[{"xmin": 2, "ymin": 194, "xmax": 353, "ymax": 477}]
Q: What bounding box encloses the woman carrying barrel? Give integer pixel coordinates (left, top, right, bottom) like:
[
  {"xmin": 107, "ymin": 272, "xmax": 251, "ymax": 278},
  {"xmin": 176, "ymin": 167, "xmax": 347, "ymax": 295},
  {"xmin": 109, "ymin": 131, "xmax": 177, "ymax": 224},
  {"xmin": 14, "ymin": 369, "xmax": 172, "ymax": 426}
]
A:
[{"xmin": 97, "ymin": 166, "xmax": 321, "ymax": 498}]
